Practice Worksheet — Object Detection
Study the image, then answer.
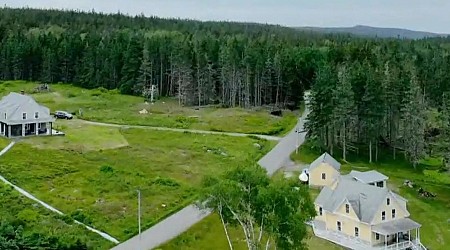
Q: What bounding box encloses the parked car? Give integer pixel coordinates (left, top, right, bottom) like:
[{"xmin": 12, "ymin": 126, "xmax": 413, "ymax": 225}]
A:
[{"xmin": 54, "ymin": 111, "xmax": 73, "ymax": 119}]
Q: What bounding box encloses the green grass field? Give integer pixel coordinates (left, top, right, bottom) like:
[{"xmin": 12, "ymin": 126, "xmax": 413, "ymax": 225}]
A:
[
  {"xmin": 0, "ymin": 182, "xmax": 113, "ymax": 249},
  {"xmin": 291, "ymin": 143, "xmax": 450, "ymax": 250},
  {"xmin": 0, "ymin": 124, "xmax": 273, "ymax": 242},
  {"xmin": 159, "ymin": 214, "xmax": 342, "ymax": 250},
  {"xmin": 0, "ymin": 81, "xmax": 298, "ymax": 135}
]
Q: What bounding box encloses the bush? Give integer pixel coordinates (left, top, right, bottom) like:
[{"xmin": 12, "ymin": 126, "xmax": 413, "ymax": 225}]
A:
[
  {"xmin": 69, "ymin": 210, "xmax": 92, "ymax": 225},
  {"xmin": 67, "ymin": 92, "xmax": 77, "ymax": 98},
  {"xmin": 17, "ymin": 209, "xmax": 39, "ymax": 223},
  {"xmin": 99, "ymin": 165, "xmax": 114, "ymax": 174},
  {"xmin": 151, "ymin": 177, "xmax": 180, "ymax": 187}
]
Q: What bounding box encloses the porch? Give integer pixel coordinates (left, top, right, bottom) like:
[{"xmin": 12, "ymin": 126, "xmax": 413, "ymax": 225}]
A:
[
  {"xmin": 0, "ymin": 122, "xmax": 53, "ymax": 137},
  {"xmin": 312, "ymin": 220, "xmax": 426, "ymax": 250},
  {"xmin": 372, "ymin": 218, "xmax": 426, "ymax": 250}
]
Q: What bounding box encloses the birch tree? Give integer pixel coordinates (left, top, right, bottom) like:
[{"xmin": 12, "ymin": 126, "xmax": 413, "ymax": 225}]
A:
[{"xmin": 199, "ymin": 165, "xmax": 315, "ymax": 250}]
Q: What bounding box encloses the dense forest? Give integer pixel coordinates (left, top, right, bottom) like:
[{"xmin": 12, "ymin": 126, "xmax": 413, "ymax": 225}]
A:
[{"xmin": 0, "ymin": 7, "xmax": 450, "ymax": 168}]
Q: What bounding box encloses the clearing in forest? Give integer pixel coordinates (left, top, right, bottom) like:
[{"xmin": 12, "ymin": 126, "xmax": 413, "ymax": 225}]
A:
[{"xmin": 0, "ymin": 81, "xmax": 298, "ymax": 135}]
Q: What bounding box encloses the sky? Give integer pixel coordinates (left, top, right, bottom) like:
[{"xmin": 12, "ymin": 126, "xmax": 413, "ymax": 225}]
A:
[{"xmin": 2, "ymin": 0, "xmax": 450, "ymax": 34}]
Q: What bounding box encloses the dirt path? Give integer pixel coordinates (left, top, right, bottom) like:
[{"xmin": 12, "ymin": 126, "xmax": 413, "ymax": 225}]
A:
[
  {"xmin": 78, "ymin": 120, "xmax": 282, "ymax": 141},
  {"xmin": 0, "ymin": 141, "xmax": 120, "ymax": 244}
]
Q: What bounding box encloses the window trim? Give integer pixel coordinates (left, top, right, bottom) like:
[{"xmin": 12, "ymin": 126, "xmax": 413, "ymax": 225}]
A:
[
  {"xmin": 321, "ymin": 173, "xmax": 326, "ymax": 180},
  {"xmin": 387, "ymin": 198, "xmax": 390, "ymax": 206},
  {"xmin": 382, "ymin": 211, "xmax": 386, "ymax": 221},
  {"xmin": 376, "ymin": 233, "xmax": 380, "ymax": 240},
  {"xmin": 392, "ymin": 209, "xmax": 396, "ymax": 219},
  {"xmin": 34, "ymin": 112, "xmax": 39, "ymax": 119},
  {"xmin": 22, "ymin": 112, "xmax": 27, "ymax": 120},
  {"xmin": 319, "ymin": 207, "xmax": 323, "ymax": 216},
  {"xmin": 354, "ymin": 227, "xmax": 359, "ymax": 237},
  {"xmin": 345, "ymin": 204, "xmax": 350, "ymax": 214},
  {"xmin": 337, "ymin": 221, "xmax": 342, "ymax": 231}
]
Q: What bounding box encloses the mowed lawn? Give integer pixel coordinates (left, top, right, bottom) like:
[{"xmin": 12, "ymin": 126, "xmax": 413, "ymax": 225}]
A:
[
  {"xmin": 0, "ymin": 123, "xmax": 274, "ymax": 242},
  {"xmin": 291, "ymin": 144, "xmax": 450, "ymax": 250},
  {"xmin": 0, "ymin": 183, "xmax": 113, "ymax": 250},
  {"xmin": 0, "ymin": 81, "xmax": 298, "ymax": 135}
]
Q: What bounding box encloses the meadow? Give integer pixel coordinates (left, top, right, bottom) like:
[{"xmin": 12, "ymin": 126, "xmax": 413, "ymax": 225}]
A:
[
  {"xmin": 0, "ymin": 81, "xmax": 298, "ymax": 135},
  {"xmin": 0, "ymin": 121, "xmax": 273, "ymax": 241}
]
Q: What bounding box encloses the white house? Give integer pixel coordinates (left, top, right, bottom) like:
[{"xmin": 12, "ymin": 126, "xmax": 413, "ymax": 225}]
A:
[{"xmin": 0, "ymin": 92, "xmax": 55, "ymax": 137}]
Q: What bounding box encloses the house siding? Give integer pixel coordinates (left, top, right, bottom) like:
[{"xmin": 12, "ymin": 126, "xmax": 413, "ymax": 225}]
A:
[
  {"xmin": 324, "ymin": 211, "xmax": 372, "ymax": 243},
  {"xmin": 309, "ymin": 163, "xmax": 339, "ymax": 187},
  {"xmin": 371, "ymin": 193, "xmax": 409, "ymax": 225}
]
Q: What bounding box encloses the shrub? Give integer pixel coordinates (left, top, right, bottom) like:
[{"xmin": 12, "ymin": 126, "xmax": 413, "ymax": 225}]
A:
[
  {"xmin": 67, "ymin": 92, "xmax": 77, "ymax": 98},
  {"xmin": 100, "ymin": 165, "xmax": 114, "ymax": 174},
  {"xmin": 17, "ymin": 209, "xmax": 39, "ymax": 223},
  {"xmin": 151, "ymin": 177, "xmax": 180, "ymax": 187},
  {"xmin": 70, "ymin": 210, "xmax": 92, "ymax": 225}
]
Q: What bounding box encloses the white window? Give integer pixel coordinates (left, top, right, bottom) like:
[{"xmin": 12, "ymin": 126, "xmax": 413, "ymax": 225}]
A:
[
  {"xmin": 392, "ymin": 209, "xmax": 396, "ymax": 219},
  {"xmin": 382, "ymin": 211, "xmax": 386, "ymax": 221},
  {"xmin": 321, "ymin": 173, "xmax": 326, "ymax": 180},
  {"xmin": 355, "ymin": 227, "xmax": 359, "ymax": 237},
  {"xmin": 345, "ymin": 204, "xmax": 350, "ymax": 213},
  {"xmin": 22, "ymin": 113, "xmax": 27, "ymax": 120},
  {"xmin": 337, "ymin": 221, "xmax": 342, "ymax": 231},
  {"xmin": 35, "ymin": 112, "xmax": 39, "ymax": 119}
]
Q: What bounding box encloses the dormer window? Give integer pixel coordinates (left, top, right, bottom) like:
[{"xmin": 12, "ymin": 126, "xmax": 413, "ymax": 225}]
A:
[
  {"xmin": 35, "ymin": 112, "xmax": 39, "ymax": 119},
  {"xmin": 22, "ymin": 113, "xmax": 27, "ymax": 120},
  {"xmin": 345, "ymin": 204, "xmax": 350, "ymax": 213}
]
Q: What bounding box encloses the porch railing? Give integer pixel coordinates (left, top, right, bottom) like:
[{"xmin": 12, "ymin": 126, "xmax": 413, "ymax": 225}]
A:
[{"xmin": 374, "ymin": 240, "xmax": 426, "ymax": 250}]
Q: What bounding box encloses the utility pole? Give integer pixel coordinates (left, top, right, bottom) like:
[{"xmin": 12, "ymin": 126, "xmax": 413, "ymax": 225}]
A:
[
  {"xmin": 137, "ymin": 189, "xmax": 142, "ymax": 250},
  {"xmin": 296, "ymin": 118, "xmax": 302, "ymax": 154}
]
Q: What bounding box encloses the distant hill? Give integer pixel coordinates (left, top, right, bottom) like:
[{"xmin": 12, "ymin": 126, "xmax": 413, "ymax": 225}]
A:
[{"xmin": 296, "ymin": 25, "xmax": 448, "ymax": 39}]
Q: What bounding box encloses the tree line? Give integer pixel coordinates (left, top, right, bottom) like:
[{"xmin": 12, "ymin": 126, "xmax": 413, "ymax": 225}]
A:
[
  {"xmin": 0, "ymin": 7, "xmax": 324, "ymax": 108},
  {"xmin": 306, "ymin": 42, "xmax": 450, "ymax": 168},
  {"xmin": 1, "ymin": 7, "xmax": 450, "ymax": 167}
]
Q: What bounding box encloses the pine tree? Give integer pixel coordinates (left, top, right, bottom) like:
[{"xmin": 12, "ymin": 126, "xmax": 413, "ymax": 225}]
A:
[
  {"xmin": 137, "ymin": 43, "xmax": 153, "ymax": 99},
  {"xmin": 401, "ymin": 67, "xmax": 426, "ymax": 168}
]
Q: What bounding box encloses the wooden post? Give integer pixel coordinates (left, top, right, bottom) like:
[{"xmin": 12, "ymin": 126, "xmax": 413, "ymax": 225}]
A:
[
  {"xmin": 22, "ymin": 124, "xmax": 25, "ymax": 136},
  {"xmin": 35, "ymin": 123, "xmax": 39, "ymax": 135}
]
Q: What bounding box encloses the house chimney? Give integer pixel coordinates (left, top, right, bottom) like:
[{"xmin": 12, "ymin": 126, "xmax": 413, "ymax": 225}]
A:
[{"xmin": 20, "ymin": 90, "xmax": 25, "ymax": 95}]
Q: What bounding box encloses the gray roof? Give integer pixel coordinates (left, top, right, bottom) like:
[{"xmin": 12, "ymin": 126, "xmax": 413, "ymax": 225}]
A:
[
  {"xmin": 0, "ymin": 92, "xmax": 54, "ymax": 125},
  {"xmin": 315, "ymin": 177, "xmax": 396, "ymax": 223},
  {"xmin": 309, "ymin": 152, "xmax": 341, "ymax": 171},
  {"xmin": 372, "ymin": 218, "xmax": 421, "ymax": 235},
  {"xmin": 350, "ymin": 170, "xmax": 388, "ymax": 184}
]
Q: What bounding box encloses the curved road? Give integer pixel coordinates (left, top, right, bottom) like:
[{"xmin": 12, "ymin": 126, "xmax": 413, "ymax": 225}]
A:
[{"xmin": 111, "ymin": 94, "xmax": 310, "ymax": 250}]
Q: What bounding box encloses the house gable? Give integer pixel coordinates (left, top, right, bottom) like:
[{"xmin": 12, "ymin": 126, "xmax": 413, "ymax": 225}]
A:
[
  {"xmin": 334, "ymin": 198, "xmax": 360, "ymax": 221},
  {"xmin": 370, "ymin": 192, "xmax": 410, "ymax": 225},
  {"xmin": 309, "ymin": 162, "xmax": 340, "ymax": 187}
]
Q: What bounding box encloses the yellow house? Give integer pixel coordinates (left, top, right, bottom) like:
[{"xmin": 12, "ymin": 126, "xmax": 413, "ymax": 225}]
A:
[
  {"xmin": 308, "ymin": 152, "xmax": 341, "ymax": 187},
  {"xmin": 312, "ymin": 175, "xmax": 425, "ymax": 250}
]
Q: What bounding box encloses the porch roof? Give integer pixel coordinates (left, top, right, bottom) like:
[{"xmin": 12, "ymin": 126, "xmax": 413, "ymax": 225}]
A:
[{"xmin": 372, "ymin": 218, "xmax": 421, "ymax": 235}]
